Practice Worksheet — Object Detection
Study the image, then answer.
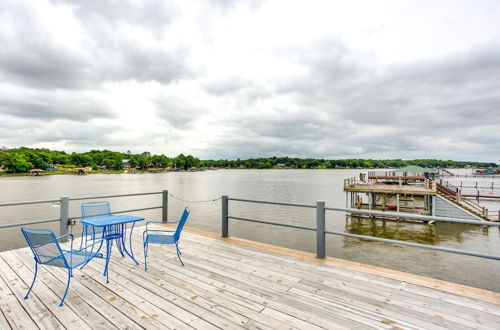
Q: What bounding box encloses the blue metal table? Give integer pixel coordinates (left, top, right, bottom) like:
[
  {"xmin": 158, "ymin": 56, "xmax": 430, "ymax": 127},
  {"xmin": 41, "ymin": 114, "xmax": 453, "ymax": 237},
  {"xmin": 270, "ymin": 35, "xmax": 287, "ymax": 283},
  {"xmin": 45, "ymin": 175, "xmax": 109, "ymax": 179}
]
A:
[{"xmin": 81, "ymin": 215, "xmax": 145, "ymax": 283}]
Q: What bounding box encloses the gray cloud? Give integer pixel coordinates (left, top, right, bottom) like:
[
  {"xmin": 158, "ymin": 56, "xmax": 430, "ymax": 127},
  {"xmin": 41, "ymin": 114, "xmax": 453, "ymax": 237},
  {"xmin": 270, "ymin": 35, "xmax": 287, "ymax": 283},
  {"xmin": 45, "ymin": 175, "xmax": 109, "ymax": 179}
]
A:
[
  {"xmin": 53, "ymin": 0, "xmax": 179, "ymax": 32},
  {"xmin": 0, "ymin": 93, "xmax": 115, "ymax": 121},
  {"xmin": 203, "ymin": 77, "xmax": 253, "ymax": 95},
  {"xmin": 0, "ymin": 116, "xmax": 119, "ymax": 149},
  {"xmin": 154, "ymin": 96, "xmax": 206, "ymax": 129},
  {"xmin": 0, "ymin": 0, "xmax": 193, "ymax": 90},
  {"xmin": 199, "ymin": 39, "xmax": 500, "ymax": 161}
]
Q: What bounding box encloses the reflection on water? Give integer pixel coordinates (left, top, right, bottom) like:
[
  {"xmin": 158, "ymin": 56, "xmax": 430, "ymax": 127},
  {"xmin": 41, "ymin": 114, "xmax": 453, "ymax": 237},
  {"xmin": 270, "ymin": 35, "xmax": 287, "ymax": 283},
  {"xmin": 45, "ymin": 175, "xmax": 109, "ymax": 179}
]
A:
[
  {"xmin": 344, "ymin": 216, "xmax": 485, "ymax": 246},
  {"xmin": 346, "ymin": 217, "xmax": 438, "ymax": 245}
]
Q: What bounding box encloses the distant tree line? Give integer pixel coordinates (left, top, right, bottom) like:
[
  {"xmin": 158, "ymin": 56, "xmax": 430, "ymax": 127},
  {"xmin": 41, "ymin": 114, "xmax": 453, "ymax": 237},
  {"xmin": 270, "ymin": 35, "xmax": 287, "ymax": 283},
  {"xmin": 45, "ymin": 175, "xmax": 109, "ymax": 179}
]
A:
[
  {"xmin": 0, "ymin": 147, "xmax": 496, "ymax": 174},
  {"xmin": 199, "ymin": 157, "xmax": 497, "ymax": 169},
  {"xmin": 0, "ymin": 147, "xmax": 200, "ymax": 173}
]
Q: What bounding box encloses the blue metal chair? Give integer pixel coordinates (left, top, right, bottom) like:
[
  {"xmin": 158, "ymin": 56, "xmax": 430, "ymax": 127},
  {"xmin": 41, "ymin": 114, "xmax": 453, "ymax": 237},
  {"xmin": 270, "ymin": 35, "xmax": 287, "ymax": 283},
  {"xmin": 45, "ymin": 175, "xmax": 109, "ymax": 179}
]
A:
[
  {"xmin": 143, "ymin": 207, "xmax": 190, "ymax": 270},
  {"xmin": 21, "ymin": 227, "xmax": 101, "ymax": 306},
  {"xmin": 80, "ymin": 202, "xmax": 110, "ymax": 246}
]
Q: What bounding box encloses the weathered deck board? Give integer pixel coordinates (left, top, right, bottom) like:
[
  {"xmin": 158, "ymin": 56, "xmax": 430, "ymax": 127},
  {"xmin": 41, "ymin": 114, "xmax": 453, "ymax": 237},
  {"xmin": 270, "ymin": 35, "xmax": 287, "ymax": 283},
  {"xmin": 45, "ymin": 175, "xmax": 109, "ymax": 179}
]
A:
[
  {"xmin": 0, "ymin": 257, "xmax": 64, "ymax": 330},
  {"xmin": 1, "ymin": 225, "xmax": 499, "ymax": 330},
  {"xmin": 0, "ymin": 251, "xmax": 91, "ymax": 330},
  {"xmin": 182, "ymin": 233, "xmax": 500, "ymax": 328}
]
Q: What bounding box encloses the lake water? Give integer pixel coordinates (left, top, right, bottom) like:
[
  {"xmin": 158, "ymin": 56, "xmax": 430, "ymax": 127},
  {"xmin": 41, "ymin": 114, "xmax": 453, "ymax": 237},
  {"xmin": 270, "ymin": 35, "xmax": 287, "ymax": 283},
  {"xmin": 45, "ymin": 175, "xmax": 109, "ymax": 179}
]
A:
[{"xmin": 1, "ymin": 169, "xmax": 500, "ymax": 291}]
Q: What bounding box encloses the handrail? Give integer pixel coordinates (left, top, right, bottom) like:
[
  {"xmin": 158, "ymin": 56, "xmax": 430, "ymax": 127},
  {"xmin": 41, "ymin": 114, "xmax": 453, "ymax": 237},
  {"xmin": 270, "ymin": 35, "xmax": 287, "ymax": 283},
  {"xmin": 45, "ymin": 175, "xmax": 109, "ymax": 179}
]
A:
[
  {"xmin": 228, "ymin": 215, "xmax": 316, "ymax": 231},
  {"xmin": 69, "ymin": 191, "xmax": 162, "ymax": 201},
  {"xmin": 228, "ymin": 197, "xmax": 316, "ymax": 209},
  {"xmin": 0, "ymin": 191, "xmax": 168, "ymax": 236},
  {"xmin": 0, "ymin": 192, "xmax": 162, "ymax": 207},
  {"xmin": 222, "ymin": 196, "xmax": 500, "ymax": 261},
  {"xmin": 327, "ymin": 206, "xmax": 499, "ymax": 226},
  {"xmin": 0, "ymin": 199, "xmax": 60, "ymax": 207},
  {"xmin": 69, "ymin": 206, "xmax": 162, "ymax": 221},
  {"xmin": 0, "ymin": 218, "xmax": 60, "ymax": 229}
]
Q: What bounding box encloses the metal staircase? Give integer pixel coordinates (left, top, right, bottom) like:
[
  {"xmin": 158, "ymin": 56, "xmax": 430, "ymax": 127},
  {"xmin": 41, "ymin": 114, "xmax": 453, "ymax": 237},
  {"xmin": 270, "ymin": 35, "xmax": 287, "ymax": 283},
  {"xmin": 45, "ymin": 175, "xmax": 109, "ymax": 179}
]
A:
[{"xmin": 435, "ymin": 179, "xmax": 491, "ymax": 221}]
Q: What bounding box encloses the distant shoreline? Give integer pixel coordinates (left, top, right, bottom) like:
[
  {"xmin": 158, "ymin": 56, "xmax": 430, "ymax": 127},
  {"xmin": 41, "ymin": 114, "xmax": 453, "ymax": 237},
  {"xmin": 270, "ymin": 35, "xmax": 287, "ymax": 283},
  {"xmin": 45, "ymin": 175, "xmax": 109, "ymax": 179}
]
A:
[{"xmin": 0, "ymin": 167, "xmax": 381, "ymax": 178}]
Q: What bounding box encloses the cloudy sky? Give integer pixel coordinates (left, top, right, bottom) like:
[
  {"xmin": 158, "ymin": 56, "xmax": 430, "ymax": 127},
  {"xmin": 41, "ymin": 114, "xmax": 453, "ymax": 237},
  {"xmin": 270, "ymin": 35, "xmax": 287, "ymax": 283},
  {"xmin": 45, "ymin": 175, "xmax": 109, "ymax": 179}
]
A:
[{"xmin": 1, "ymin": 0, "xmax": 499, "ymax": 161}]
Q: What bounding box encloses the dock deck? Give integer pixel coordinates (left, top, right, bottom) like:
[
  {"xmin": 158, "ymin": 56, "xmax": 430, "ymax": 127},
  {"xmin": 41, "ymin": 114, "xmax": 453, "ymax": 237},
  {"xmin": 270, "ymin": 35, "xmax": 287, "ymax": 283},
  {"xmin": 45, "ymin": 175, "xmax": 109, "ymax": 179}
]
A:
[
  {"xmin": 344, "ymin": 183, "xmax": 436, "ymax": 196},
  {"xmin": 1, "ymin": 224, "xmax": 500, "ymax": 329}
]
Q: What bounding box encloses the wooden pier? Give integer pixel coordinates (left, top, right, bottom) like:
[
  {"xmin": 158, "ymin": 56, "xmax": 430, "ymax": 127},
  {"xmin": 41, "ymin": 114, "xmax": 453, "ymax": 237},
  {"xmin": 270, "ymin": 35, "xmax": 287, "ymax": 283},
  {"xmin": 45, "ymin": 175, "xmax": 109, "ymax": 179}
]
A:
[{"xmin": 1, "ymin": 225, "xmax": 500, "ymax": 329}]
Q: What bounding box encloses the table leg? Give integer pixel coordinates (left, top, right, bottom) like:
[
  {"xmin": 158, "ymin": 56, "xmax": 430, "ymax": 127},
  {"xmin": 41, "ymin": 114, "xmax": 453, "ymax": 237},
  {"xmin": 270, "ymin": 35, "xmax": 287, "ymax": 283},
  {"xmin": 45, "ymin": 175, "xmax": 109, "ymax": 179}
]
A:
[
  {"xmin": 104, "ymin": 238, "xmax": 113, "ymax": 283},
  {"xmin": 121, "ymin": 222, "xmax": 139, "ymax": 265},
  {"xmin": 116, "ymin": 226, "xmax": 125, "ymax": 257}
]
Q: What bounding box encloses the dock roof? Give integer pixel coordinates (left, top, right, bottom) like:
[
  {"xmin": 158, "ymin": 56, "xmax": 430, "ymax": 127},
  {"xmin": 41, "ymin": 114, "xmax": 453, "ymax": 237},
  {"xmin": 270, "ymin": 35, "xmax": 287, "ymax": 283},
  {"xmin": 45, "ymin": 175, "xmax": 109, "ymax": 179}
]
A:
[{"xmin": 390, "ymin": 165, "xmax": 435, "ymax": 173}]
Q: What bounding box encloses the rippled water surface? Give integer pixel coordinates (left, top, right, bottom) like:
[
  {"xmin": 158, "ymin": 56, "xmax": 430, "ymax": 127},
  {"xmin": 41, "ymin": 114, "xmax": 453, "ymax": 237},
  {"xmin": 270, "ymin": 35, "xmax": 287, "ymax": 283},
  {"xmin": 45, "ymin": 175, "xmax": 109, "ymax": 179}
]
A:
[{"xmin": 1, "ymin": 169, "xmax": 500, "ymax": 291}]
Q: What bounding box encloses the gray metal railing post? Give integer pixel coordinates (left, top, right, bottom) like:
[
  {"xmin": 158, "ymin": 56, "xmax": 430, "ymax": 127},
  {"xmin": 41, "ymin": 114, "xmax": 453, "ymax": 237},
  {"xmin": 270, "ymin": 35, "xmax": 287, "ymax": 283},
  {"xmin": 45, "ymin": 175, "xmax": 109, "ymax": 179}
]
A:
[
  {"xmin": 60, "ymin": 196, "xmax": 69, "ymax": 242},
  {"xmin": 162, "ymin": 190, "xmax": 168, "ymax": 222},
  {"xmin": 316, "ymin": 200, "xmax": 326, "ymax": 259},
  {"xmin": 222, "ymin": 195, "xmax": 228, "ymax": 237}
]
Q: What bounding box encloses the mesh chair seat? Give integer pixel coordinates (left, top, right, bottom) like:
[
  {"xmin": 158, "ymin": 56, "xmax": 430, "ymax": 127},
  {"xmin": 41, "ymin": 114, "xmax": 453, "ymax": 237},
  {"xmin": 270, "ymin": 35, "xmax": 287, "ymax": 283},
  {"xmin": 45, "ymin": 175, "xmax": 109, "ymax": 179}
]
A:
[
  {"xmin": 145, "ymin": 233, "xmax": 176, "ymax": 245},
  {"xmin": 43, "ymin": 250, "xmax": 101, "ymax": 268}
]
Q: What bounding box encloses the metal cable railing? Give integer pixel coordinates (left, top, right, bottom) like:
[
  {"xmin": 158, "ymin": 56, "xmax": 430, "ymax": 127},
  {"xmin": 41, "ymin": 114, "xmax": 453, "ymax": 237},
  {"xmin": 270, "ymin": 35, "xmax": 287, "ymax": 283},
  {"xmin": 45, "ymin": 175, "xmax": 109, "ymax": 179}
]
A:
[
  {"xmin": 222, "ymin": 196, "xmax": 500, "ymax": 261},
  {"xmin": 3, "ymin": 192, "xmax": 500, "ymax": 262},
  {"xmin": 0, "ymin": 191, "xmax": 167, "ymax": 236}
]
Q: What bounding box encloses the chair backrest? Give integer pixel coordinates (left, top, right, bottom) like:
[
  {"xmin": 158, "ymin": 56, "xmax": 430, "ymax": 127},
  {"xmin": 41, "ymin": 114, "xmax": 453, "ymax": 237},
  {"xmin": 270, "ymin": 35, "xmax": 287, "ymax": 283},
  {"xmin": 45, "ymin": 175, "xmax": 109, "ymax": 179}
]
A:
[
  {"xmin": 21, "ymin": 227, "xmax": 66, "ymax": 267},
  {"xmin": 174, "ymin": 207, "xmax": 190, "ymax": 241},
  {"xmin": 81, "ymin": 201, "xmax": 111, "ymax": 220}
]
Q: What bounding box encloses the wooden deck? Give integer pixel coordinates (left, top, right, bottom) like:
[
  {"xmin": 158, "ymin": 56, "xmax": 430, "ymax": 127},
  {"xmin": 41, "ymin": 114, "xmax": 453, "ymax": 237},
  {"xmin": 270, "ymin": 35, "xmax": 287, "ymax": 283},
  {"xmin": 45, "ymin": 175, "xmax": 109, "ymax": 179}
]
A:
[{"xmin": 1, "ymin": 225, "xmax": 500, "ymax": 329}]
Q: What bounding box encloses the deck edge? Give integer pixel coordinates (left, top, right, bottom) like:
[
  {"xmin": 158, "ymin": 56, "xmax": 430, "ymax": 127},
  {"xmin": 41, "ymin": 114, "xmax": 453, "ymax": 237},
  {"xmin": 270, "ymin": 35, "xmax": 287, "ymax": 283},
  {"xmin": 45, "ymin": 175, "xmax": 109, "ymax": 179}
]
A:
[{"xmin": 177, "ymin": 225, "xmax": 500, "ymax": 306}]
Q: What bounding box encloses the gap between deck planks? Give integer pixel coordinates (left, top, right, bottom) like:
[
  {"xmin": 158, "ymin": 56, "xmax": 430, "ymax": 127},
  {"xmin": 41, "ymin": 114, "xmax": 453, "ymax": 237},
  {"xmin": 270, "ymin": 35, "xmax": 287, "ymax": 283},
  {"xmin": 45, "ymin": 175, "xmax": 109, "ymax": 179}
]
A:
[{"xmin": 176, "ymin": 225, "xmax": 500, "ymax": 306}]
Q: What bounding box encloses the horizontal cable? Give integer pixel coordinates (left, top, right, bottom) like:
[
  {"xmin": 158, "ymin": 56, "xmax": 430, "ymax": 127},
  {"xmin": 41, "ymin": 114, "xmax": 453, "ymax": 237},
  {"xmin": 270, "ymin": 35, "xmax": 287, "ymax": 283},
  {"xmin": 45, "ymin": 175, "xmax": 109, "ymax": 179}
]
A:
[
  {"xmin": 228, "ymin": 215, "xmax": 315, "ymax": 231},
  {"xmin": 169, "ymin": 193, "xmax": 222, "ymax": 203},
  {"xmin": 325, "ymin": 230, "xmax": 500, "ymax": 261},
  {"xmin": 0, "ymin": 199, "xmax": 60, "ymax": 207},
  {"xmin": 0, "ymin": 218, "xmax": 60, "ymax": 229},
  {"xmin": 69, "ymin": 191, "xmax": 162, "ymax": 201},
  {"xmin": 228, "ymin": 198, "xmax": 316, "ymax": 209},
  {"xmin": 69, "ymin": 206, "xmax": 162, "ymax": 221},
  {"xmin": 327, "ymin": 206, "xmax": 500, "ymax": 227}
]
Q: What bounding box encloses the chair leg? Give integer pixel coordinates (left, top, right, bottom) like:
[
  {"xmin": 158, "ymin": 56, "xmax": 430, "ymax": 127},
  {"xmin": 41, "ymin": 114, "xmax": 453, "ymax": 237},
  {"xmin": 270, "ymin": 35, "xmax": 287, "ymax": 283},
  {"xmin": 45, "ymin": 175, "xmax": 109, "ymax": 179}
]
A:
[
  {"xmin": 59, "ymin": 269, "xmax": 72, "ymax": 307},
  {"xmin": 175, "ymin": 242, "xmax": 184, "ymax": 266},
  {"xmin": 24, "ymin": 260, "xmax": 38, "ymax": 299},
  {"xmin": 144, "ymin": 241, "xmax": 148, "ymax": 270},
  {"xmin": 79, "ymin": 226, "xmax": 85, "ymax": 250}
]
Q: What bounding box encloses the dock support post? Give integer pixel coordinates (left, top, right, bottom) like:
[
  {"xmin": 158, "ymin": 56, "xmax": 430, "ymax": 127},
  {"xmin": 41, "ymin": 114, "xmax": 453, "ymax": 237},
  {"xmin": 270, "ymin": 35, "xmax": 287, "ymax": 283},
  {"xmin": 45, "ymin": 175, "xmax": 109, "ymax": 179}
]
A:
[
  {"xmin": 396, "ymin": 194, "xmax": 400, "ymax": 212},
  {"xmin": 60, "ymin": 196, "xmax": 69, "ymax": 242},
  {"xmin": 432, "ymin": 196, "xmax": 436, "ymax": 216},
  {"xmin": 316, "ymin": 200, "xmax": 326, "ymax": 259},
  {"xmin": 222, "ymin": 195, "xmax": 228, "ymax": 238},
  {"xmin": 162, "ymin": 190, "xmax": 168, "ymax": 222}
]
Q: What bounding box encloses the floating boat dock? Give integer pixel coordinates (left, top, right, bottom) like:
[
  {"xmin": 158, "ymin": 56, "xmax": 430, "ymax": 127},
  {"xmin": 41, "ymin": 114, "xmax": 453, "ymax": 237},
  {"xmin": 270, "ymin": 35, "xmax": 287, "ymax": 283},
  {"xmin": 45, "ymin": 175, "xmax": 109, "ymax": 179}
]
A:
[
  {"xmin": 344, "ymin": 167, "xmax": 500, "ymax": 221},
  {"xmin": 1, "ymin": 225, "xmax": 500, "ymax": 329}
]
